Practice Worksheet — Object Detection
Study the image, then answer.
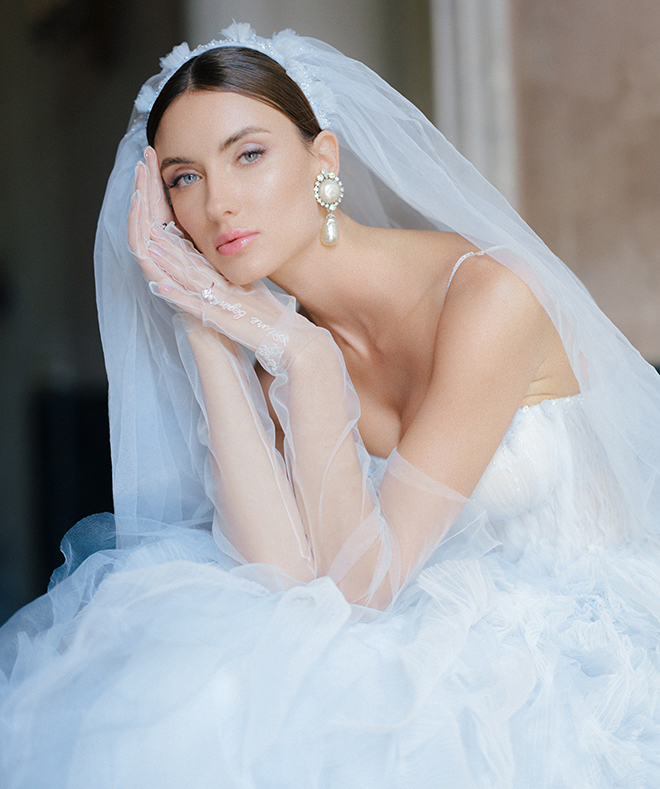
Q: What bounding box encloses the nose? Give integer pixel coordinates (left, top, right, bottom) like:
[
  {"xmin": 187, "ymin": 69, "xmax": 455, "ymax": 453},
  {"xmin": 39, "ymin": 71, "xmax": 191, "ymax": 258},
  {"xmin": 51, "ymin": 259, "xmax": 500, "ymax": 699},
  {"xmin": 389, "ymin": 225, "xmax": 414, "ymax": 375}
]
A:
[{"xmin": 204, "ymin": 172, "xmax": 238, "ymax": 222}]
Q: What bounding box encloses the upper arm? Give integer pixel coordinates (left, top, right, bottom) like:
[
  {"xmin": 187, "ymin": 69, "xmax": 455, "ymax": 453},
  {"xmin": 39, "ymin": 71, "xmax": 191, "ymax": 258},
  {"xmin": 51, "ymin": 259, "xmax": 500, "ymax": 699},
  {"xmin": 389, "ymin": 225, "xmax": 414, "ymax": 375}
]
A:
[{"xmin": 397, "ymin": 257, "xmax": 554, "ymax": 496}]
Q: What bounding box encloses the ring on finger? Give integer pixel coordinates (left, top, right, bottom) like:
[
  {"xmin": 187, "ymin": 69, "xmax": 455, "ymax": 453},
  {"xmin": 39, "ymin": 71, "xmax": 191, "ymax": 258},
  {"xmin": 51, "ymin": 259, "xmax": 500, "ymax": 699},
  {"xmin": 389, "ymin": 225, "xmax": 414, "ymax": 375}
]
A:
[{"xmin": 201, "ymin": 288, "xmax": 219, "ymax": 305}]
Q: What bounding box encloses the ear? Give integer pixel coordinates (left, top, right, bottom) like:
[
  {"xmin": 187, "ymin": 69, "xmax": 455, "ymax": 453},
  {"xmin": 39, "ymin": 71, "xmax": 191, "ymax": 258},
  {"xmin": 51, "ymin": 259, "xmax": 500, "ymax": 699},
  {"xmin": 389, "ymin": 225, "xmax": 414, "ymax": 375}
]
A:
[{"xmin": 310, "ymin": 130, "xmax": 340, "ymax": 174}]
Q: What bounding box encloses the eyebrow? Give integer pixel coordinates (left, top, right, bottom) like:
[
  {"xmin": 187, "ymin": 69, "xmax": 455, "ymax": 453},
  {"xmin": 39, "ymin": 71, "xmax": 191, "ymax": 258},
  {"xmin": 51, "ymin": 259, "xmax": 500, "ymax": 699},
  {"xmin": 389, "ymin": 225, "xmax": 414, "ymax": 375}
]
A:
[{"xmin": 159, "ymin": 126, "xmax": 270, "ymax": 172}]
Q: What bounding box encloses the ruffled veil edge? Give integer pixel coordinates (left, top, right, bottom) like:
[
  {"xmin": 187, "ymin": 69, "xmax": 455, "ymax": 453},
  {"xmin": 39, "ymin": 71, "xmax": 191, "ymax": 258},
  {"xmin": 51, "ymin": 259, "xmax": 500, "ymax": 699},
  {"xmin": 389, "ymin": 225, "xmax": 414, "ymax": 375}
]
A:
[{"xmin": 91, "ymin": 24, "xmax": 660, "ymax": 601}]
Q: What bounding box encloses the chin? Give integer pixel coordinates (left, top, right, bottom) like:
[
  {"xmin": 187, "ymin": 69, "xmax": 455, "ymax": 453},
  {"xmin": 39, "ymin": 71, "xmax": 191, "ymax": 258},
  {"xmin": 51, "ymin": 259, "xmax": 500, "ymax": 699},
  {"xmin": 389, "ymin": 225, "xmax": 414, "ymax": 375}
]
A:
[
  {"xmin": 211, "ymin": 262, "xmax": 263, "ymax": 288},
  {"xmin": 225, "ymin": 274, "xmax": 253, "ymax": 287}
]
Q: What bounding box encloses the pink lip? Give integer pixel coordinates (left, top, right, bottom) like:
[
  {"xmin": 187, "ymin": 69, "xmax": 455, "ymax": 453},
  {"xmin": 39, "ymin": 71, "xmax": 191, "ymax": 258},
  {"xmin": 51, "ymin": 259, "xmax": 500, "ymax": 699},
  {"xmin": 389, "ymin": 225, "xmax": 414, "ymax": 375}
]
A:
[{"xmin": 215, "ymin": 229, "xmax": 259, "ymax": 256}]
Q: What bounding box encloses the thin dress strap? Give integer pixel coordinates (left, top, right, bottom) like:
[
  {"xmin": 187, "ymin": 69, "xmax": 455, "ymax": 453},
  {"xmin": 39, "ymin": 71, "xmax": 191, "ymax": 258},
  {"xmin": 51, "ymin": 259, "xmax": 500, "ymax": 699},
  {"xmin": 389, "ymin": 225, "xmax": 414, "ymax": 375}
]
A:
[{"xmin": 445, "ymin": 246, "xmax": 505, "ymax": 293}]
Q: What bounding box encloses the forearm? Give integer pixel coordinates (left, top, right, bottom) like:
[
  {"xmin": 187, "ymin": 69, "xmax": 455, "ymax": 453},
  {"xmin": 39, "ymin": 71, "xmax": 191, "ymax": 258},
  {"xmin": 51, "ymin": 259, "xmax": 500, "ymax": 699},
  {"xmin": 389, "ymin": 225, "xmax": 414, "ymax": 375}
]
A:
[
  {"xmin": 128, "ymin": 153, "xmax": 400, "ymax": 593},
  {"xmin": 269, "ymin": 332, "xmax": 380, "ymax": 586},
  {"xmin": 270, "ymin": 332, "xmax": 466, "ymax": 606},
  {"xmin": 187, "ymin": 325, "xmax": 313, "ymax": 580}
]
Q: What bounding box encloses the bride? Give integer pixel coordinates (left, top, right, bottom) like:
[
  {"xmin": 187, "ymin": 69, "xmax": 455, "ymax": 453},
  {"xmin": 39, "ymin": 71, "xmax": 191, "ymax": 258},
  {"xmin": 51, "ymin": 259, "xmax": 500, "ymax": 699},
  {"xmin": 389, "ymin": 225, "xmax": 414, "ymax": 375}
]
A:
[{"xmin": 2, "ymin": 23, "xmax": 660, "ymax": 788}]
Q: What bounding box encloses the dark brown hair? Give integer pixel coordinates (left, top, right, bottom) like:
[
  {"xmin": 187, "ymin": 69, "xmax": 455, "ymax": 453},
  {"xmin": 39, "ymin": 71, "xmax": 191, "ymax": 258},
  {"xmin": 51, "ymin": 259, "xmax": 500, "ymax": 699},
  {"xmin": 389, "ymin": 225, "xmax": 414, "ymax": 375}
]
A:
[{"xmin": 147, "ymin": 47, "xmax": 322, "ymax": 146}]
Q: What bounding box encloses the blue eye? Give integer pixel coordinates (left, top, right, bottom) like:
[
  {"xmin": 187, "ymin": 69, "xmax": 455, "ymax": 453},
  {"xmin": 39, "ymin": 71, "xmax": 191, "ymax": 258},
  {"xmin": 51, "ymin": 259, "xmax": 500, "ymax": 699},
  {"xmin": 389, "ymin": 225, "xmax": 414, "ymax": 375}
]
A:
[
  {"xmin": 169, "ymin": 172, "xmax": 199, "ymax": 189},
  {"xmin": 241, "ymin": 148, "xmax": 266, "ymax": 164}
]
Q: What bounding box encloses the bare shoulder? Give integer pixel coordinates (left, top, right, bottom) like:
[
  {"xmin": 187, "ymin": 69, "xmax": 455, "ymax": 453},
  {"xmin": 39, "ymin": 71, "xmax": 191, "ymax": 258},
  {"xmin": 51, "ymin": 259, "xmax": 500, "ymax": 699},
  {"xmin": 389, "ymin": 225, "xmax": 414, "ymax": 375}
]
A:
[
  {"xmin": 384, "ymin": 229, "xmax": 479, "ymax": 275},
  {"xmin": 443, "ymin": 250, "xmax": 550, "ymax": 334},
  {"xmin": 432, "ymin": 251, "xmax": 557, "ymax": 400}
]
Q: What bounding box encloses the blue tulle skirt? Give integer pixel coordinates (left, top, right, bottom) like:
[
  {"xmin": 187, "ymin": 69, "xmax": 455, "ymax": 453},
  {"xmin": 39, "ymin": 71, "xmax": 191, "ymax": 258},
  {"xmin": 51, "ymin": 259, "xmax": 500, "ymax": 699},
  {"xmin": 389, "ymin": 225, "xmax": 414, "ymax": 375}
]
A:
[{"xmin": 2, "ymin": 398, "xmax": 660, "ymax": 788}]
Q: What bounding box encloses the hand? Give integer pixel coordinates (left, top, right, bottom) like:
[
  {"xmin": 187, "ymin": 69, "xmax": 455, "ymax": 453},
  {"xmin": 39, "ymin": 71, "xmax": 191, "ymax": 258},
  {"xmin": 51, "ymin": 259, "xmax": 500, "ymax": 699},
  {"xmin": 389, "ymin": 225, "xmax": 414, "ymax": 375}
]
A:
[
  {"xmin": 127, "ymin": 147, "xmax": 316, "ymax": 368},
  {"xmin": 128, "ymin": 146, "xmax": 180, "ymax": 284},
  {"xmin": 128, "ymin": 145, "xmax": 222, "ymax": 305}
]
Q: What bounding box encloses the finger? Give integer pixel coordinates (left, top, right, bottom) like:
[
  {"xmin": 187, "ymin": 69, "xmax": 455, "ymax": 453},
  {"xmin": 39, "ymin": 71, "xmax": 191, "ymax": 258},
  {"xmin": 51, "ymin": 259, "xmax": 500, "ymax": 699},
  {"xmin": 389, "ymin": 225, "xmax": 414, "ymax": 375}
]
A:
[
  {"xmin": 150, "ymin": 281, "xmax": 204, "ymax": 320},
  {"xmin": 129, "ymin": 161, "xmax": 185, "ymax": 287},
  {"xmin": 128, "ymin": 166, "xmax": 145, "ymax": 253},
  {"xmin": 149, "ymin": 245, "xmax": 233, "ymax": 303},
  {"xmin": 128, "ymin": 162, "xmax": 153, "ymax": 249},
  {"xmin": 130, "ymin": 191, "xmax": 166, "ymax": 282},
  {"xmin": 148, "ymin": 226, "xmax": 218, "ymax": 281},
  {"xmin": 128, "ymin": 185, "xmax": 147, "ymax": 260},
  {"xmin": 145, "ymin": 146, "xmax": 174, "ymax": 226},
  {"xmin": 133, "ymin": 156, "xmax": 147, "ymax": 196},
  {"xmin": 154, "ymin": 282, "xmax": 246, "ymax": 348},
  {"xmin": 150, "ymin": 225, "xmax": 224, "ymax": 287},
  {"xmin": 130, "ymin": 164, "xmax": 175, "ymax": 268},
  {"xmin": 147, "ymin": 241, "xmax": 212, "ymax": 291}
]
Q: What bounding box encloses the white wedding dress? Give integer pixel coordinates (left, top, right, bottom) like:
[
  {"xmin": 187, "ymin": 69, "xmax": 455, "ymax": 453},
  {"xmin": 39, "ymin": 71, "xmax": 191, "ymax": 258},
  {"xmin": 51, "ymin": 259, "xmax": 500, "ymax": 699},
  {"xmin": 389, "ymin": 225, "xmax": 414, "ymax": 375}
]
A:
[
  {"xmin": 3, "ymin": 23, "xmax": 660, "ymax": 789},
  {"xmin": 1, "ymin": 393, "xmax": 659, "ymax": 788}
]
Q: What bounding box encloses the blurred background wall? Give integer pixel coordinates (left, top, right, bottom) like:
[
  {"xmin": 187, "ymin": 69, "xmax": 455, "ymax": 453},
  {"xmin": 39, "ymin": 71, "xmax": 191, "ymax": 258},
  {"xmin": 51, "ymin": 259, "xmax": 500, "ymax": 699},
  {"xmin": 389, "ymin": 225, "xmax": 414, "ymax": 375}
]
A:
[
  {"xmin": 1, "ymin": 0, "xmax": 659, "ymax": 622},
  {"xmin": 516, "ymin": 0, "xmax": 660, "ymax": 361}
]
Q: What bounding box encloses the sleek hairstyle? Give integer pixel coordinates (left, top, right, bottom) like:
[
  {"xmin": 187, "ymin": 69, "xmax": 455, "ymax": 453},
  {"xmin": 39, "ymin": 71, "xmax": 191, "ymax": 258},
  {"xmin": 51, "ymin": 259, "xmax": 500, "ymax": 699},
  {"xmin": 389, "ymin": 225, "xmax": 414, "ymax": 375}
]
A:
[{"xmin": 146, "ymin": 46, "xmax": 323, "ymax": 146}]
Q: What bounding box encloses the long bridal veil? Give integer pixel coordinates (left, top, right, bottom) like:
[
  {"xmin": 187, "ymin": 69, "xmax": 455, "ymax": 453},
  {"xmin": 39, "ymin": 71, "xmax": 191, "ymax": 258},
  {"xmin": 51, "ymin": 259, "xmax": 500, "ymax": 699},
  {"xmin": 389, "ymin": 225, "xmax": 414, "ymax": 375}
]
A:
[
  {"xmin": 91, "ymin": 25, "xmax": 660, "ymax": 602},
  {"xmin": 2, "ymin": 23, "xmax": 660, "ymax": 789}
]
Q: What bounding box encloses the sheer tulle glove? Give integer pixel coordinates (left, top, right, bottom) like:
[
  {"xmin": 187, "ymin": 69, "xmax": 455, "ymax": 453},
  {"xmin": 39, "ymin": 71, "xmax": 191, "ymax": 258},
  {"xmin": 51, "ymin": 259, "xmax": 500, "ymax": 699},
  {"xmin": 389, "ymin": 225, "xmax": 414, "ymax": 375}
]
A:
[{"xmin": 128, "ymin": 148, "xmax": 318, "ymax": 372}]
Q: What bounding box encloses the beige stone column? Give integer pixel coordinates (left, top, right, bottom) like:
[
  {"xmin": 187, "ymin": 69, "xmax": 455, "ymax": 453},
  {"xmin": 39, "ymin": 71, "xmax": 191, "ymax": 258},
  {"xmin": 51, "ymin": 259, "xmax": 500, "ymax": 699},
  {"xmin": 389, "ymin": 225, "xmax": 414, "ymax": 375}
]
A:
[
  {"xmin": 185, "ymin": 0, "xmax": 386, "ymax": 75},
  {"xmin": 431, "ymin": 0, "xmax": 519, "ymax": 205}
]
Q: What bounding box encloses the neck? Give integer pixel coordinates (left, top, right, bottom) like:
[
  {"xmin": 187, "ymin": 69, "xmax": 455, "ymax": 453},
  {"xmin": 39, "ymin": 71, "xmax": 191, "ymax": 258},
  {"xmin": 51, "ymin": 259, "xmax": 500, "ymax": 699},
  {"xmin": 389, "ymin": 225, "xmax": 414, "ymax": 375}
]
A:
[
  {"xmin": 268, "ymin": 215, "xmax": 391, "ymax": 345},
  {"xmin": 267, "ymin": 214, "xmax": 447, "ymax": 356}
]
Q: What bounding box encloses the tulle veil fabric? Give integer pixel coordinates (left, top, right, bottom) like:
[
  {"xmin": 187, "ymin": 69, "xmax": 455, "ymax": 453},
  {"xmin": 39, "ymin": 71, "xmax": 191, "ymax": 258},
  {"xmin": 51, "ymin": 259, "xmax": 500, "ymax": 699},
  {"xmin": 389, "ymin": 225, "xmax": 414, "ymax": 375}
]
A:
[
  {"xmin": 95, "ymin": 22, "xmax": 660, "ymax": 593},
  {"xmin": 1, "ymin": 21, "xmax": 660, "ymax": 789}
]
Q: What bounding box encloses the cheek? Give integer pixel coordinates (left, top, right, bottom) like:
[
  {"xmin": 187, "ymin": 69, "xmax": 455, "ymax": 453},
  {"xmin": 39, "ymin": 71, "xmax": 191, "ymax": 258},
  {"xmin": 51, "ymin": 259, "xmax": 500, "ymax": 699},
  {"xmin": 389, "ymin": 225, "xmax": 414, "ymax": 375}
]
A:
[
  {"xmin": 271, "ymin": 147, "xmax": 318, "ymax": 208},
  {"xmin": 275, "ymin": 182, "xmax": 320, "ymax": 243},
  {"xmin": 261, "ymin": 168, "xmax": 307, "ymax": 214},
  {"xmin": 169, "ymin": 197, "xmax": 205, "ymax": 246},
  {"xmin": 280, "ymin": 166, "xmax": 321, "ymax": 227}
]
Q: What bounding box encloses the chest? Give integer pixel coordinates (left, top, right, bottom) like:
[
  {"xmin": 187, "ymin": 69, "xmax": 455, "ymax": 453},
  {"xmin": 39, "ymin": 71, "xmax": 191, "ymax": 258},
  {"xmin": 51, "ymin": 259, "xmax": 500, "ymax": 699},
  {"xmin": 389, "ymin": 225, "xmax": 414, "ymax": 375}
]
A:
[{"xmin": 340, "ymin": 338, "xmax": 436, "ymax": 458}]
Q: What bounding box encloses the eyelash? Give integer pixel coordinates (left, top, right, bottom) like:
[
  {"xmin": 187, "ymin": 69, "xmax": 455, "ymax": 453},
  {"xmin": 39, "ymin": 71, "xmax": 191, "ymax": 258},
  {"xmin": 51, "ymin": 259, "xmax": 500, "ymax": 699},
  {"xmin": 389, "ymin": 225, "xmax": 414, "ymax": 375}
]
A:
[
  {"xmin": 165, "ymin": 147, "xmax": 267, "ymax": 189},
  {"xmin": 167, "ymin": 172, "xmax": 199, "ymax": 190},
  {"xmin": 240, "ymin": 147, "xmax": 266, "ymax": 164}
]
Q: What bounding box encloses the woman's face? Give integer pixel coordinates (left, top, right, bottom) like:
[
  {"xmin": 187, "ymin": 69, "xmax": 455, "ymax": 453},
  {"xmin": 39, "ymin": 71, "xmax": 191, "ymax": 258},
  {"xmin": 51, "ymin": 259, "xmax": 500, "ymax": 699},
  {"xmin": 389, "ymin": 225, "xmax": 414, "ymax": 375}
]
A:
[{"xmin": 154, "ymin": 90, "xmax": 330, "ymax": 286}]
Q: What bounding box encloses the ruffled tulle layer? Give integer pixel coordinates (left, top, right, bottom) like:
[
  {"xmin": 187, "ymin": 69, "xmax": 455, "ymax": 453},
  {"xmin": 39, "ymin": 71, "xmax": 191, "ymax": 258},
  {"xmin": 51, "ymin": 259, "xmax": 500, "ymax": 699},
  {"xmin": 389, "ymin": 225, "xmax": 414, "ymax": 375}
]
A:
[{"xmin": 1, "ymin": 512, "xmax": 660, "ymax": 789}]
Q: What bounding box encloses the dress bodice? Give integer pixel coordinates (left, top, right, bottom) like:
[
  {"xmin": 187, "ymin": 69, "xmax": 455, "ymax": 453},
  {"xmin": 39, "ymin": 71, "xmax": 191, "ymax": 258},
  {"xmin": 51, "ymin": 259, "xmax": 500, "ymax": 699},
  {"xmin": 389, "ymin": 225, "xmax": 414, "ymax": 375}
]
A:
[
  {"xmin": 472, "ymin": 396, "xmax": 582, "ymax": 519},
  {"xmin": 472, "ymin": 394, "xmax": 626, "ymax": 558}
]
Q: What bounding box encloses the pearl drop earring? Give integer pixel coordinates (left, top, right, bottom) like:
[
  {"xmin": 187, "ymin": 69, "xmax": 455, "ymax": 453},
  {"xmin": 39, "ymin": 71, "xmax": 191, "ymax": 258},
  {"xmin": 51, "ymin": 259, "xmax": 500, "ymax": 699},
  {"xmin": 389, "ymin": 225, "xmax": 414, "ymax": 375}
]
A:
[{"xmin": 314, "ymin": 169, "xmax": 344, "ymax": 246}]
